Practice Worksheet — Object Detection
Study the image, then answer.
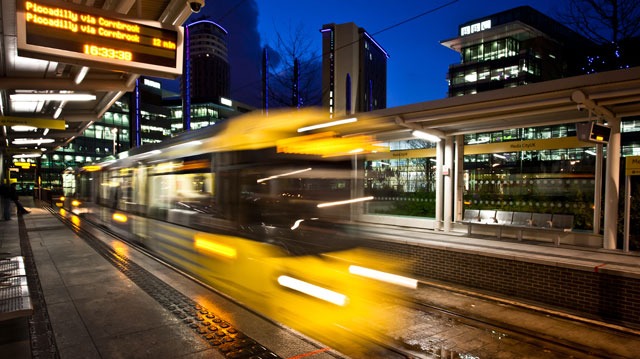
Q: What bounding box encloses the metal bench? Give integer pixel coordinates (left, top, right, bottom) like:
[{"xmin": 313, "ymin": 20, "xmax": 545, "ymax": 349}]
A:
[
  {"xmin": 462, "ymin": 209, "xmax": 512, "ymax": 238},
  {"xmin": 462, "ymin": 210, "xmax": 574, "ymax": 245},
  {"xmin": 0, "ymin": 256, "xmax": 33, "ymax": 321},
  {"xmin": 462, "ymin": 210, "xmax": 510, "ymax": 238},
  {"xmin": 512, "ymin": 213, "xmax": 574, "ymax": 245}
]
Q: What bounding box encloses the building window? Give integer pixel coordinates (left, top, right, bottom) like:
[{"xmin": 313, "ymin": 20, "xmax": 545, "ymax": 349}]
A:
[{"xmin": 463, "ymin": 38, "xmax": 519, "ymax": 63}]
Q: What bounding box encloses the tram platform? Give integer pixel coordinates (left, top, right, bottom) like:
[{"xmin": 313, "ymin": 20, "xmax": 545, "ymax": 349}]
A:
[
  {"xmin": 1, "ymin": 196, "xmax": 640, "ymax": 358},
  {"xmin": 0, "ymin": 197, "xmax": 339, "ymax": 359}
]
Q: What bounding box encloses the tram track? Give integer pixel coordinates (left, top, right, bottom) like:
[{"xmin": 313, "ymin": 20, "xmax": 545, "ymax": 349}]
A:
[
  {"xmin": 388, "ymin": 279, "xmax": 640, "ymax": 359},
  {"xmin": 46, "ymin": 205, "xmax": 431, "ymax": 358},
  {"xmin": 405, "ymin": 298, "xmax": 605, "ymax": 358},
  {"xmin": 44, "ymin": 207, "xmax": 444, "ymax": 359},
  {"xmin": 45, "ymin": 206, "xmax": 347, "ymax": 359},
  {"xmin": 44, "ymin": 204, "xmax": 640, "ymax": 358}
]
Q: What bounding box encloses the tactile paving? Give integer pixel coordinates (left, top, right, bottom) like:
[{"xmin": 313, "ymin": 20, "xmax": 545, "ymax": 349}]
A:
[
  {"xmin": 0, "ymin": 274, "xmax": 33, "ymax": 320},
  {"xmin": 58, "ymin": 211, "xmax": 283, "ymax": 359},
  {"xmin": 0, "ymin": 256, "xmax": 25, "ymax": 272}
]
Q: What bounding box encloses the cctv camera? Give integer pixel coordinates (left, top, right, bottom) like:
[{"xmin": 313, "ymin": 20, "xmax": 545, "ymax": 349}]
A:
[{"xmin": 188, "ymin": 0, "xmax": 204, "ymax": 13}]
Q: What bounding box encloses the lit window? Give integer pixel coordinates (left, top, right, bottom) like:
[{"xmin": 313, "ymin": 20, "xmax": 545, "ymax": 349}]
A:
[{"xmin": 464, "ymin": 71, "xmax": 478, "ymax": 83}]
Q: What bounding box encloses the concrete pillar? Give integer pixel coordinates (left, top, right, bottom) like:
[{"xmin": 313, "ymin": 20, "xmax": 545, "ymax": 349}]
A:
[
  {"xmin": 435, "ymin": 141, "xmax": 444, "ymax": 230},
  {"xmin": 603, "ymin": 118, "xmax": 621, "ymax": 249},
  {"xmin": 443, "ymin": 137, "xmax": 454, "ymax": 231},
  {"xmin": 454, "ymin": 135, "xmax": 464, "ymax": 222}
]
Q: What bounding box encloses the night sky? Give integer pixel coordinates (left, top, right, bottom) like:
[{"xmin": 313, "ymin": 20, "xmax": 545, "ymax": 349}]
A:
[{"xmin": 185, "ymin": 0, "xmax": 561, "ymax": 108}]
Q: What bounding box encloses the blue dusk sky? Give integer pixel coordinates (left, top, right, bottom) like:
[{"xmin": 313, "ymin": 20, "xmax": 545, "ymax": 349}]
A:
[{"xmin": 191, "ymin": 0, "xmax": 561, "ymax": 108}]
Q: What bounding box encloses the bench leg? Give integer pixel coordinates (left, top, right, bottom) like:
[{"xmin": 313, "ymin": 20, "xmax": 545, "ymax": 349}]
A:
[
  {"xmin": 467, "ymin": 224, "xmax": 472, "ymax": 236},
  {"xmin": 554, "ymin": 234, "xmax": 560, "ymax": 246},
  {"xmin": 517, "ymin": 229, "xmax": 523, "ymax": 241}
]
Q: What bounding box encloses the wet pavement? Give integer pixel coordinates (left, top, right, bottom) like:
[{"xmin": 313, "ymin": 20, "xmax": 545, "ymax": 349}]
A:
[
  {"xmin": 381, "ymin": 282, "xmax": 640, "ymax": 358},
  {"xmin": 3, "ymin": 197, "xmax": 640, "ymax": 358}
]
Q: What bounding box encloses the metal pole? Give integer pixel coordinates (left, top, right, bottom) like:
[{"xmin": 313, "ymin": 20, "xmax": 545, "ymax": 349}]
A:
[
  {"xmin": 593, "ymin": 143, "xmax": 603, "ymax": 234},
  {"xmin": 624, "ymin": 175, "xmax": 630, "ymax": 252},
  {"xmin": 112, "ymin": 127, "xmax": 118, "ymax": 155}
]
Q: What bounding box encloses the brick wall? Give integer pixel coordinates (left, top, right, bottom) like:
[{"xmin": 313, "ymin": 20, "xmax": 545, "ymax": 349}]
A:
[{"xmin": 366, "ymin": 239, "xmax": 640, "ymax": 326}]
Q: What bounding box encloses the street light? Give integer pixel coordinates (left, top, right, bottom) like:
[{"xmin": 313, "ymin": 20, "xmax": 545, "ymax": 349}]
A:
[{"xmin": 111, "ymin": 127, "xmax": 118, "ymax": 154}]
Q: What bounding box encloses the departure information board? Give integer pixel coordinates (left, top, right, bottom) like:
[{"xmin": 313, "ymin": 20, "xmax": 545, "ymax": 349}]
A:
[{"xmin": 16, "ymin": 0, "xmax": 183, "ymax": 78}]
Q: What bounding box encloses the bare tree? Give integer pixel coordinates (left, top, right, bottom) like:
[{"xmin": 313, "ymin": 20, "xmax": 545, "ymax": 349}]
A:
[
  {"xmin": 558, "ymin": 0, "xmax": 640, "ymax": 71},
  {"xmin": 264, "ymin": 23, "xmax": 322, "ymax": 109},
  {"xmin": 560, "ymin": 0, "xmax": 640, "ymax": 44}
]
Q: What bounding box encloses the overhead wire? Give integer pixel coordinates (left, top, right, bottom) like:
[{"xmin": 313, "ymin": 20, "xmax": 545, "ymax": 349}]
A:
[
  {"xmin": 371, "ymin": 0, "xmax": 460, "ymax": 37},
  {"xmin": 230, "ymin": 0, "xmax": 461, "ymax": 95}
]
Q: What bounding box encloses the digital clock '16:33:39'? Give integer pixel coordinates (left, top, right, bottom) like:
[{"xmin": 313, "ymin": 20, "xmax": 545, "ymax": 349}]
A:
[{"xmin": 83, "ymin": 44, "xmax": 133, "ymax": 61}]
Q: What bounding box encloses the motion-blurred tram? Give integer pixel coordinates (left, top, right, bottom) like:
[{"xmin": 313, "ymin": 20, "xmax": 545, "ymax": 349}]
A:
[{"xmin": 72, "ymin": 108, "xmax": 414, "ymax": 344}]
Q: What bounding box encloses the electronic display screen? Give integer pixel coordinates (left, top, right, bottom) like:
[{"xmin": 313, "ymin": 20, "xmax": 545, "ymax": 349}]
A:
[
  {"xmin": 590, "ymin": 123, "xmax": 611, "ymax": 143},
  {"xmin": 16, "ymin": 0, "xmax": 183, "ymax": 78}
]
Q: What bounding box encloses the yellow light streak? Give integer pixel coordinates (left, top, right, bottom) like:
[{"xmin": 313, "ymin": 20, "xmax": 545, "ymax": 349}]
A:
[
  {"xmin": 317, "ymin": 196, "xmax": 374, "ymax": 208},
  {"xmin": 194, "ymin": 234, "xmax": 237, "ymax": 259},
  {"xmin": 257, "ymin": 168, "xmax": 312, "ymax": 183},
  {"xmin": 71, "ymin": 200, "xmax": 81, "ymax": 206},
  {"xmin": 111, "ymin": 241, "xmax": 130, "ymax": 259},
  {"xmin": 277, "ymin": 131, "xmax": 386, "ymax": 157},
  {"xmin": 82, "ymin": 165, "xmax": 102, "ymax": 172},
  {"xmin": 348, "ymin": 265, "xmax": 418, "ymax": 289},
  {"xmin": 112, "ymin": 212, "xmax": 128, "ymax": 223},
  {"xmin": 297, "ymin": 117, "xmax": 357, "ymax": 132},
  {"xmin": 277, "ymin": 275, "xmax": 348, "ymax": 306}
]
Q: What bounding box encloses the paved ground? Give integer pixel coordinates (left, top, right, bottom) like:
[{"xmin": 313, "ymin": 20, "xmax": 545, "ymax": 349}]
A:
[{"xmin": 3, "ymin": 197, "xmax": 640, "ymax": 358}]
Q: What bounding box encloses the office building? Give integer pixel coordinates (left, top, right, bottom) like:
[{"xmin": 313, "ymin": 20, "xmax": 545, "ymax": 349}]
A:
[
  {"xmin": 321, "ymin": 22, "xmax": 388, "ymax": 117},
  {"xmin": 441, "ymin": 6, "xmax": 596, "ymax": 97},
  {"xmin": 360, "ymin": 6, "xmax": 640, "ymax": 239},
  {"xmin": 184, "ymin": 20, "xmax": 230, "ymax": 105}
]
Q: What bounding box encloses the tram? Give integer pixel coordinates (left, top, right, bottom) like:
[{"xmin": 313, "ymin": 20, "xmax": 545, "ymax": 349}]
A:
[{"xmin": 71, "ymin": 108, "xmax": 413, "ymax": 343}]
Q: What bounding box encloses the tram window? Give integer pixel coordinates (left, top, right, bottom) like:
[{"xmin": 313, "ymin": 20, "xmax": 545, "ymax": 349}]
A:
[{"xmin": 149, "ymin": 174, "xmax": 211, "ymax": 218}]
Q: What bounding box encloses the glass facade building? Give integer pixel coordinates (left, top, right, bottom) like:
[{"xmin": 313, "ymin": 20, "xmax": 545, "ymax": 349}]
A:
[
  {"xmin": 184, "ymin": 20, "xmax": 230, "ymax": 105},
  {"xmin": 321, "ymin": 22, "xmax": 388, "ymax": 117},
  {"xmin": 441, "ymin": 6, "xmax": 595, "ymax": 97},
  {"xmin": 359, "ymin": 7, "xmax": 640, "ymax": 250}
]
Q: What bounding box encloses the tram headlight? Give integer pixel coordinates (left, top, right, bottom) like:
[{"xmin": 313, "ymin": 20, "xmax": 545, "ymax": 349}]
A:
[{"xmin": 277, "ymin": 275, "xmax": 348, "ymax": 306}]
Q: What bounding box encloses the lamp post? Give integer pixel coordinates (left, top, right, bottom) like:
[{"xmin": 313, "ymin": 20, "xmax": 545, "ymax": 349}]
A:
[{"xmin": 111, "ymin": 127, "xmax": 118, "ymax": 155}]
